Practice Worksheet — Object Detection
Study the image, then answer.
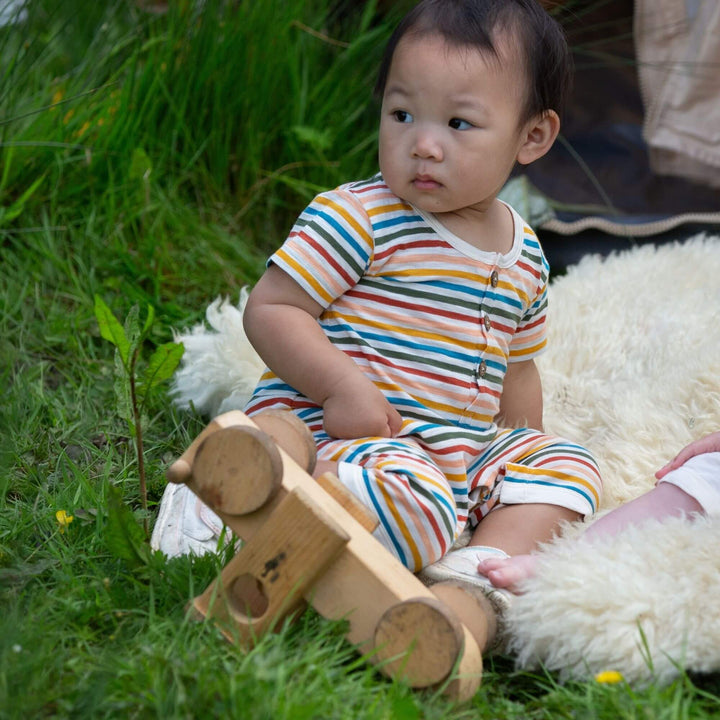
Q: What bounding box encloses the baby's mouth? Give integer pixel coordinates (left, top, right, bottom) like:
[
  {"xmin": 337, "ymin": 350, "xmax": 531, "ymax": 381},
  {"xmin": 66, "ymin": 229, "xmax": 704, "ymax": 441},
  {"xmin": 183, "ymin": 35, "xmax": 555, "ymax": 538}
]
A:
[{"xmin": 413, "ymin": 174, "xmax": 441, "ymax": 190}]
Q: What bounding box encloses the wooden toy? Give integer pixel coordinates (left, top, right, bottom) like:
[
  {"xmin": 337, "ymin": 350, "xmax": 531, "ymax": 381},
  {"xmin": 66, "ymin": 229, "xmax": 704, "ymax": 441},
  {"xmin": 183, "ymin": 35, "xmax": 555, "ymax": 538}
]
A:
[{"xmin": 167, "ymin": 409, "xmax": 498, "ymax": 700}]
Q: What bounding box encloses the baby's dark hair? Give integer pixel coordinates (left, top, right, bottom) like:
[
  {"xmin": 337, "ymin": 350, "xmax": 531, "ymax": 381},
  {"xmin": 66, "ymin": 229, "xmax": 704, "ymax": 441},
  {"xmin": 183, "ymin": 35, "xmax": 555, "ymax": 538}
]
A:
[{"xmin": 375, "ymin": 0, "xmax": 573, "ymax": 123}]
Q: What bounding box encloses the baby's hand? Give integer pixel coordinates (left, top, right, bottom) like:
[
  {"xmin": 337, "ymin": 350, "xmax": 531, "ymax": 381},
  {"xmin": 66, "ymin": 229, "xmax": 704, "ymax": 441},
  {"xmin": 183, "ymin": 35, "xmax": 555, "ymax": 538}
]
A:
[
  {"xmin": 322, "ymin": 376, "xmax": 402, "ymax": 440},
  {"xmin": 655, "ymin": 430, "xmax": 720, "ymax": 479}
]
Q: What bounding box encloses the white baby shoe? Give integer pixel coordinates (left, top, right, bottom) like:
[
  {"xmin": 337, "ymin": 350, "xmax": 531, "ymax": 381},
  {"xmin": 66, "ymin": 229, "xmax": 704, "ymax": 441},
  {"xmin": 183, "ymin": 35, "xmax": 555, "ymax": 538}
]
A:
[{"xmin": 151, "ymin": 483, "xmax": 229, "ymax": 558}]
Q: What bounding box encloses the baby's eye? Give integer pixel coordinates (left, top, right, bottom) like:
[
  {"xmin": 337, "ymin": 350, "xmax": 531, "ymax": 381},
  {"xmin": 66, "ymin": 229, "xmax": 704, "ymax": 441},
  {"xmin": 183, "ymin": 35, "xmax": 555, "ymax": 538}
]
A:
[
  {"xmin": 449, "ymin": 118, "xmax": 473, "ymax": 130},
  {"xmin": 392, "ymin": 110, "xmax": 413, "ymax": 123}
]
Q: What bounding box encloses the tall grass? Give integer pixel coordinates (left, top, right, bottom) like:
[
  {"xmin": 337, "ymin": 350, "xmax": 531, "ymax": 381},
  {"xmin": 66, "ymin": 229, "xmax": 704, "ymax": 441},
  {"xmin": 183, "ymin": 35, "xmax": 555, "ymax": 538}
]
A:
[
  {"xmin": 1, "ymin": 0, "xmax": 719, "ymax": 717},
  {"xmin": 2, "ymin": 0, "xmax": 396, "ymax": 261}
]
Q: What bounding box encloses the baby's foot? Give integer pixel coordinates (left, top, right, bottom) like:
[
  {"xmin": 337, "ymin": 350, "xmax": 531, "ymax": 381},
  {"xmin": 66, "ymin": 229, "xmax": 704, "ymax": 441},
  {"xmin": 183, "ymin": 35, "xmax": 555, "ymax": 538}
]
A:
[{"xmin": 477, "ymin": 553, "xmax": 538, "ymax": 594}]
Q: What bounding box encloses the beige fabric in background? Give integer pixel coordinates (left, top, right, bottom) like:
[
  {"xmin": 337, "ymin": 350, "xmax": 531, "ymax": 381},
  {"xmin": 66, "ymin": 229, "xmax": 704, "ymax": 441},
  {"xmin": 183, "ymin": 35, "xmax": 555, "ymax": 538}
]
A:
[{"xmin": 635, "ymin": 0, "xmax": 720, "ymax": 187}]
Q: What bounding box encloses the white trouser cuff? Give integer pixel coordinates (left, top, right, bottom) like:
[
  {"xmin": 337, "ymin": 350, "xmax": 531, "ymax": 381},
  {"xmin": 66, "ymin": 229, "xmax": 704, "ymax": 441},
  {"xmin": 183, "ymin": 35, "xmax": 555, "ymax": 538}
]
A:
[{"xmin": 656, "ymin": 452, "xmax": 720, "ymax": 517}]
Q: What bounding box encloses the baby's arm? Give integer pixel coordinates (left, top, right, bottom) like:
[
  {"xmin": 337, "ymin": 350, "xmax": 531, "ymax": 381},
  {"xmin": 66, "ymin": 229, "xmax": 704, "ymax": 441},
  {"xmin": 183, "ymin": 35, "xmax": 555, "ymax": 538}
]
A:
[
  {"xmin": 655, "ymin": 431, "xmax": 720, "ymax": 479},
  {"xmin": 244, "ymin": 264, "xmax": 402, "ymax": 439},
  {"xmin": 496, "ymin": 359, "xmax": 543, "ymax": 430}
]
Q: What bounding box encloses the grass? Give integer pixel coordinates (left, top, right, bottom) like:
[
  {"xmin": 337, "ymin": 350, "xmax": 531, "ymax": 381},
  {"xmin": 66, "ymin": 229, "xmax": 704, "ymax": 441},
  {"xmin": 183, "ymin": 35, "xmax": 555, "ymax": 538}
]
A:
[{"xmin": 2, "ymin": 0, "xmax": 720, "ymax": 717}]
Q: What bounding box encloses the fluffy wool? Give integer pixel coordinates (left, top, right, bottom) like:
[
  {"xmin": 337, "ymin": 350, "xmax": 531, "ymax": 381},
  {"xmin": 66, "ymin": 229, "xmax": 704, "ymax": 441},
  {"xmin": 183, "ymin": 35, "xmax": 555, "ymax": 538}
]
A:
[
  {"xmin": 509, "ymin": 234, "xmax": 720, "ymax": 685},
  {"xmin": 538, "ymin": 235, "xmax": 720, "ymax": 509},
  {"xmin": 171, "ymin": 287, "xmax": 266, "ymax": 417},
  {"xmin": 170, "ymin": 233, "xmax": 720, "ymax": 686},
  {"xmin": 508, "ymin": 515, "xmax": 720, "ymax": 686}
]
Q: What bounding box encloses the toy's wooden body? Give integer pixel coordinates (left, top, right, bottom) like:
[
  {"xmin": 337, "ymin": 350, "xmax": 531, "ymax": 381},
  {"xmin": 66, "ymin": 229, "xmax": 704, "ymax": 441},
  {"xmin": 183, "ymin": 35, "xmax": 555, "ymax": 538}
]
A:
[{"xmin": 167, "ymin": 410, "xmax": 496, "ymax": 700}]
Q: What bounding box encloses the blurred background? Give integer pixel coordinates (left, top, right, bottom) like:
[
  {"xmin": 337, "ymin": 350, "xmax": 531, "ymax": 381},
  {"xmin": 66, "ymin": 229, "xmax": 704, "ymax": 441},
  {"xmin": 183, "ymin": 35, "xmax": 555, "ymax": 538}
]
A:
[{"xmin": 2, "ymin": 0, "xmax": 718, "ymax": 290}]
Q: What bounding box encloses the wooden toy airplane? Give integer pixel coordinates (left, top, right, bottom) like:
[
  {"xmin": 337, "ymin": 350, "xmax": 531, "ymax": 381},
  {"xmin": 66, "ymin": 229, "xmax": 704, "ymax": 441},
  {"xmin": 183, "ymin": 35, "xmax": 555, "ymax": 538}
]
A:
[{"xmin": 166, "ymin": 410, "xmax": 498, "ymax": 701}]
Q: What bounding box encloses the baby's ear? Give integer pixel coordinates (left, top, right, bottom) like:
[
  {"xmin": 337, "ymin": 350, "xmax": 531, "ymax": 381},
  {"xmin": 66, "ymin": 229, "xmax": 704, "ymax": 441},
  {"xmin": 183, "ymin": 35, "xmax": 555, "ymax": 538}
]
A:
[{"xmin": 516, "ymin": 110, "xmax": 560, "ymax": 165}]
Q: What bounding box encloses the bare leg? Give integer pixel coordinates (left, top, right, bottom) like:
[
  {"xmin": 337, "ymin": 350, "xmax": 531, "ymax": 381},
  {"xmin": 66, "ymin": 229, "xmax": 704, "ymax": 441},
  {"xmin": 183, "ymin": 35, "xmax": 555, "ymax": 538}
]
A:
[
  {"xmin": 469, "ymin": 503, "xmax": 581, "ymax": 556},
  {"xmin": 468, "ymin": 503, "xmax": 580, "ymax": 594},
  {"xmin": 584, "ymin": 483, "xmax": 702, "ymax": 540},
  {"xmin": 479, "ymin": 484, "xmax": 704, "ymax": 592}
]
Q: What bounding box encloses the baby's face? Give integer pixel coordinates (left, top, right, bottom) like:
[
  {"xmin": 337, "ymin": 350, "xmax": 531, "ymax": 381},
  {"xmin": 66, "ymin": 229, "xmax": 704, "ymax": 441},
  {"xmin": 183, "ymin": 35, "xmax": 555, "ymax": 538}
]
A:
[{"xmin": 379, "ymin": 32, "xmax": 531, "ymax": 218}]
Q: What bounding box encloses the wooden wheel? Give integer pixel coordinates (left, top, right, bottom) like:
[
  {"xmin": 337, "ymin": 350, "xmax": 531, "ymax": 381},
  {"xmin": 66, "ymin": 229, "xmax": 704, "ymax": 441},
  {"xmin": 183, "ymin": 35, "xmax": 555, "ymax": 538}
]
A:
[
  {"xmin": 191, "ymin": 425, "xmax": 283, "ymax": 514},
  {"xmin": 253, "ymin": 409, "xmax": 317, "ymax": 474},
  {"xmin": 373, "ymin": 596, "xmax": 465, "ymax": 687}
]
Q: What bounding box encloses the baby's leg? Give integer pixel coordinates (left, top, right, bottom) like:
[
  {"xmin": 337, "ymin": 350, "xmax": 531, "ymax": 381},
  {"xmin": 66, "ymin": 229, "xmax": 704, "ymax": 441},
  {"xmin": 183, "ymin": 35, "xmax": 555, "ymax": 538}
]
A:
[
  {"xmin": 470, "ymin": 502, "xmax": 582, "ymax": 555},
  {"xmin": 654, "ymin": 451, "xmax": 720, "ymax": 518},
  {"xmin": 315, "ymin": 435, "xmax": 459, "ymax": 572},
  {"xmin": 479, "ymin": 453, "xmax": 718, "ymax": 591},
  {"xmin": 246, "ymin": 404, "xmax": 459, "ymax": 571},
  {"xmin": 577, "ymin": 451, "xmax": 716, "ymax": 543},
  {"xmin": 469, "ymin": 428, "xmax": 602, "ymax": 591},
  {"xmin": 471, "ymin": 504, "xmax": 581, "ymax": 593},
  {"xmin": 584, "ymin": 482, "xmax": 703, "ymax": 540}
]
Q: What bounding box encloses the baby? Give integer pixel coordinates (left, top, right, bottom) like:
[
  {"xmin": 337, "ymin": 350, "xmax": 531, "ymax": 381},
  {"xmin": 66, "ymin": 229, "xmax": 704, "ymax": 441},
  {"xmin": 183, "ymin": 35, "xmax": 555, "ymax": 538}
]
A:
[{"xmin": 242, "ymin": 0, "xmax": 601, "ymax": 610}]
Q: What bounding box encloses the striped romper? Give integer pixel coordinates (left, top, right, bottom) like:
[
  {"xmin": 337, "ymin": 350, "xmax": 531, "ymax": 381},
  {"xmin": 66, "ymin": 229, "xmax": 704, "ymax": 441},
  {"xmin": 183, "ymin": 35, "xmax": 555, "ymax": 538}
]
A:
[{"xmin": 244, "ymin": 175, "xmax": 602, "ymax": 572}]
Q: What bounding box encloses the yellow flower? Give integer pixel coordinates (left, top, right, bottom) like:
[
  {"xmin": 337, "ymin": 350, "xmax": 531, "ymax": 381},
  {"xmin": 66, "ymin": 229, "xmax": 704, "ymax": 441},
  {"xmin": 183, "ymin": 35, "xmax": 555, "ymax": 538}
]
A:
[
  {"xmin": 74, "ymin": 120, "xmax": 91, "ymax": 138},
  {"xmin": 56, "ymin": 510, "xmax": 74, "ymax": 533},
  {"xmin": 595, "ymin": 670, "xmax": 624, "ymax": 684},
  {"xmin": 50, "ymin": 88, "xmax": 65, "ymax": 110}
]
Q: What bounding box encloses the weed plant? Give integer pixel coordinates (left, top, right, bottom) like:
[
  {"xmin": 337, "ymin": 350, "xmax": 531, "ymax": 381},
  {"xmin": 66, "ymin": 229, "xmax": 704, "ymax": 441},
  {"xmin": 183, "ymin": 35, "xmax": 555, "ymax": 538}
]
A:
[{"xmin": 2, "ymin": 0, "xmax": 719, "ymax": 718}]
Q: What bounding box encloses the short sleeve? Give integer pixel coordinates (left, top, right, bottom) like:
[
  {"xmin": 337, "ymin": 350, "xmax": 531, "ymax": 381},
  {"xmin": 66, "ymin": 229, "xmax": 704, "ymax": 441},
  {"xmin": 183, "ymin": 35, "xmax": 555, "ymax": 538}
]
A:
[
  {"xmin": 507, "ymin": 250, "xmax": 549, "ymax": 362},
  {"xmin": 269, "ymin": 189, "xmax": 375, "ymax": 308}
]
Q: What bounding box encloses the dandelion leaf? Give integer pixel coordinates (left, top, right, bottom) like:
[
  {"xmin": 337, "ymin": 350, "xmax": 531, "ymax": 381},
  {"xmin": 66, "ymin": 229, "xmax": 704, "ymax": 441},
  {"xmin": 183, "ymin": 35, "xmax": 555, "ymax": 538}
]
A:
[
  {"xmin": 142, "ymin": 341, "xmax": 184, "ymax": 392},
  {"xmin": 94, "ymin": 295, "xmax": 131, "ymax": 366},
  {"xmin": 106, "ymin": 484, "xmax": 150, "ymax": 569}
]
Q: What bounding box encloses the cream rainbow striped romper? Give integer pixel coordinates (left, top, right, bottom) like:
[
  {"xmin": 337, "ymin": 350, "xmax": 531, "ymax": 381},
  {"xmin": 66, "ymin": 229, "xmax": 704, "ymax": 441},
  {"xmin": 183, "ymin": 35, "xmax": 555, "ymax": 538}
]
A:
[{"xmin": 244, "ymin": 174, "xmax": 602, "ymax": 572}]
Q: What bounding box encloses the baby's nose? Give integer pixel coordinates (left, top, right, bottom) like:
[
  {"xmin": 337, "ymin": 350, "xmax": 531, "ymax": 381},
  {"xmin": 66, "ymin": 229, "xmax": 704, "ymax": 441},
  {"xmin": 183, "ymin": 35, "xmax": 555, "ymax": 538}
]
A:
[{"xmin": 412, "ymin": 128, "xmax": 443, "ymax": 160}]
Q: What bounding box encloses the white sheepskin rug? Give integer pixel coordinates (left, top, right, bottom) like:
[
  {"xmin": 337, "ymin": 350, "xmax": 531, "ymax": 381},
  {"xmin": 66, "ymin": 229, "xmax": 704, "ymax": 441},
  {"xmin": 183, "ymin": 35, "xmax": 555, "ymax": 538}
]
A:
[
  {"xmin": 172, "ymin": 287, "xmax": 266, "ymax": 418},
  {"xmin": 170, "ymin": 234, "xmax": 720, "ymax": 687},
  {"xmin": 507, "ymin": 234, "xmax": 720, "ymax": 686},
  {"xmin": 508, "ymin": 515, "xmax": 720, "ymax": 686}
]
